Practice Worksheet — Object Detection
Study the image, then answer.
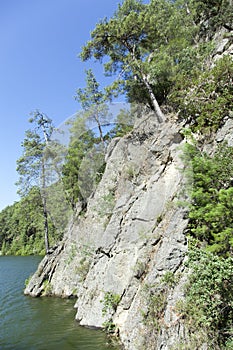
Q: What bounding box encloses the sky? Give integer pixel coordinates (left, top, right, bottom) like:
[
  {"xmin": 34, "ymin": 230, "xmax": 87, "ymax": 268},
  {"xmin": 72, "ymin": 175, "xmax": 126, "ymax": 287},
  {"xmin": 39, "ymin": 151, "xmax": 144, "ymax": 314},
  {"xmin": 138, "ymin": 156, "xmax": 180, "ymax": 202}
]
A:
[{"xmin": 0, "ymin": 0, "xmax": 122, "ymax": 211}]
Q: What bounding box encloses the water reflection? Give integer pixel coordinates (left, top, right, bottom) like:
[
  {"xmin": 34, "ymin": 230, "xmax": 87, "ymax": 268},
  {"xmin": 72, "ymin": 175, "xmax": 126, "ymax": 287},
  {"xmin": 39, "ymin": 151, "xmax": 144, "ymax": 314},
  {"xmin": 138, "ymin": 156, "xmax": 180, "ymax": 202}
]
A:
[{"xmin": 0, "ymin": 256, "xmax": 119, "ymax": 350}]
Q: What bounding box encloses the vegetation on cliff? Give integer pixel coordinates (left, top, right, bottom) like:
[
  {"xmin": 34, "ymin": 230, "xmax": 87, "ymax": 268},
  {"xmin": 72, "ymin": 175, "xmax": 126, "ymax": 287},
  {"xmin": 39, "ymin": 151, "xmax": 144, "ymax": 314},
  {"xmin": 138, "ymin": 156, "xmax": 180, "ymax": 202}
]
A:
[
  {"xmin": 0, "ymin": 0, "xmax": 232, "ymax": 347},
  {"xmin": 179, "ymin": 141, "xmax": 233, "ymax": 348}
]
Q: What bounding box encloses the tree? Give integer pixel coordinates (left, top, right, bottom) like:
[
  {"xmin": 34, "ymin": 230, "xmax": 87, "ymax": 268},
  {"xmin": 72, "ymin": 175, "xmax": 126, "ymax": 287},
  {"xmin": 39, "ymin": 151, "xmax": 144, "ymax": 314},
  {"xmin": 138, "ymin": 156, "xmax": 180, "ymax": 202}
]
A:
[
  {"xmin": 107, "ymin": 103, "xmax": 138, "ymax": 138},
  {"xmin": 0, "ymin": 188, "xmax": 51, "ymax": 255},
  {"xmin": 62, "ymin": 115, "xmax": 96, "ymax": 210},
  {"xmin": 185, "ymin": 0, "xmax": 233, "ymax": 32},
  {"xmin": 63, "ymin": 69, "xmax": 117, "ymax": 210},
  {"xmin": 183, "ymin": 142, "xmax": 233, "ymax": 256},
  {"xmin": 75, "ymin": 69, "xmax": 111, "ymax": 146},
  {"xmin": 16, "ymin": 111, "xmax": 54, "ymax": 254},
  {"xmin": 80, "ymin": 0, "xmax": 165, "ymax": 122},
  {"xmin": 80, "ymin": 0, "xmax": 197, "ymax": 123}
]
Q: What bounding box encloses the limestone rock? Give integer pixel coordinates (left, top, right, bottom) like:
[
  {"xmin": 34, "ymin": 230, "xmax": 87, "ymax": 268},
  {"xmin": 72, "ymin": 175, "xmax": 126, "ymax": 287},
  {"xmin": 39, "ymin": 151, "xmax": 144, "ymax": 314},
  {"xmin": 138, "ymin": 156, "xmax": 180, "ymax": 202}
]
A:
[
  {"xmin": 26, "ymin": 110, "xmax": 231, "ymax": 349},
  {"xmin": 25, "ymin": 112, "xmax": 189, "ymax": 348},
  {"xmin": 22, "ymin": 23, "xmax": 233, "ymax": 348}
]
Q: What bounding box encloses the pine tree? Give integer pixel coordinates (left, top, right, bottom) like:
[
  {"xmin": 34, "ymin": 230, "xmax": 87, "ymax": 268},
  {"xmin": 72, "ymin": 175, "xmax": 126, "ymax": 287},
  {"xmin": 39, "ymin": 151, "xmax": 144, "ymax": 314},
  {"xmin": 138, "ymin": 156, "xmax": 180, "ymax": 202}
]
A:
[{"xmin": 16, "ymin": 111, "xmax": 54, "ymax": 253}]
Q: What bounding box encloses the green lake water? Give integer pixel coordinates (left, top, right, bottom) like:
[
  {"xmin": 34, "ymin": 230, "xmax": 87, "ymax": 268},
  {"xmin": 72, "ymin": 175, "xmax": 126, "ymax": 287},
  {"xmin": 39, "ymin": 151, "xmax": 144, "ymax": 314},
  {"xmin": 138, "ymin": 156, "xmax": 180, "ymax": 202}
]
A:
[{"xmin": 0, "ymin": 256, "xmax": 119, "ymax": 350}]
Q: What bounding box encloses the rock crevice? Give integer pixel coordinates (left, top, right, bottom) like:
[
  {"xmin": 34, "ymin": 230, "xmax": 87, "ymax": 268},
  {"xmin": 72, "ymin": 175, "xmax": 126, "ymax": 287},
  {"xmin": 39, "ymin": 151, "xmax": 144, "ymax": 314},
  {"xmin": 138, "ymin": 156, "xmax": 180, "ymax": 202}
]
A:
[{"xmin": 25, "ymin": 113, "xmax": 230, "ymax": 349}]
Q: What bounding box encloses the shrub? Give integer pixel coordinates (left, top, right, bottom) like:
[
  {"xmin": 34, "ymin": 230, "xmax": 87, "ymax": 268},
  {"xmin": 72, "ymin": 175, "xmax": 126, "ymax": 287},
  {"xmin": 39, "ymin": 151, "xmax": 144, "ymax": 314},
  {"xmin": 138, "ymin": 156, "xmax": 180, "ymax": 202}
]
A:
[
  {"xmin": 182, "ymin": 142, "xmax": 233, "ymax": 256},
  {"xmin": 178, "ymin": 245, "xmax": 233, "ymax": 348},
  {"xmin": 170, "ymin": 55, "xmax": 233, "ymax": 132},
  {"xmin": 101, "ymin": 291, "xmax": 121, "ymax": 334}
]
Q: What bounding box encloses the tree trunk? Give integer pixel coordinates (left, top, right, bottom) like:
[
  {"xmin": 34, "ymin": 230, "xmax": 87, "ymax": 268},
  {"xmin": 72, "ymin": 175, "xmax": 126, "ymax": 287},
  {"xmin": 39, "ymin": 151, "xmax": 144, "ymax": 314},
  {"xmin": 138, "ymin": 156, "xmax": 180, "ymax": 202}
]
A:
[
  {"xmin": 142, "ymin": 74, "xmax": 164, "ymax": 123},
  {"xmin": 41, "ymin": 160, "xmax": 50, "ymax": 254},
  {"xmin": 94, "ymin": 107, "xmax": 105, "ymax": 147},
  {"xmin": 96, "ymin": 119, "xmax": 105, "ymax": 145},
  {"xmin": 129, "ymin": 49, "xmax": 164, "ymax": 124},
  {"xmin": 42, "ymin": 196, "xmax": 50, "ymax": 254}
]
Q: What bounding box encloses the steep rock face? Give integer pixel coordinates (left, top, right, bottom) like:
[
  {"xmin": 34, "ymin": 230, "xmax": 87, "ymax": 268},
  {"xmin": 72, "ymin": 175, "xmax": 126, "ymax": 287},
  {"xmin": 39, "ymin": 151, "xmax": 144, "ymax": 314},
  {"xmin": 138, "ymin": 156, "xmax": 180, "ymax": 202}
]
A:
[
  {"xmin": 25, "ymin": 113, "xmax": 190, "ymax": 349},
  {"xmin": 213, "ymin": 27, "xmax": 233, "ymax": 61},
  {"xmin": 24, "ymin": 28, "xmax": 233, "ymax": 348}
]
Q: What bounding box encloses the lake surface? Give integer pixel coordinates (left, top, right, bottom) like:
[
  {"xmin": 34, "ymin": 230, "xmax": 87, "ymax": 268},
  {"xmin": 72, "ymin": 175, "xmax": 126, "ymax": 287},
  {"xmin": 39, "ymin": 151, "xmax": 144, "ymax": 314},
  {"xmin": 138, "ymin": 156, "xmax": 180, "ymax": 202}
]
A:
[{"xmin": 0, "ymin": 256, "xmax": 119, "ymax": 350}]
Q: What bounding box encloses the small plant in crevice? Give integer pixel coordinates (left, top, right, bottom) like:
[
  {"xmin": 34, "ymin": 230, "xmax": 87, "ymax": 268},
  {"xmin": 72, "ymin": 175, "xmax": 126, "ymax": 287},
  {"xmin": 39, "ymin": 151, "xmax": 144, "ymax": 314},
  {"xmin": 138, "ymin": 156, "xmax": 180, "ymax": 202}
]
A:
[
  {"xmin": 133, "ymin": 260, "xmax": 147, "ymax": 279},
  {"xmin": 142, "ymin": 272, "xmax": 179, "ymax": 344},
  {"xmin": 142, "ymin": 286, "xmax": 167, "ymax": 333},
  {"xmin": 42, "ymin": 279, "xmax": 52, "ymax": 296},
  {"xmin": 71, "ymin": 287, "xmax": 78, "ymax": 296},
  {"xmin": 102, "ymin": 190, "xmax": 116, "ymax": 215},
  {"xmin": 65, "ymin": 243, "xmax": 77, "ymax": 265},
  {"xmin": 102, "ymin": 319, "xmax": 117, "ymax": 334},
  {"xmin": 95, "ymin": 188, "xmax": 116, "ymax": 227},
  {"xmin": 76, "ymin": 256, "xmax": 91, "ymax": 282},
  {"xmin": 160, "ymin": 270, "xmax": 180, "ymax": 288},
  {"xmin": 101, "ymin": 291, "xmax": 121, "ymax": 315},
  {"xmin": 24, "ymin": 275, "xmax": 32, "ymax": 287},
  {"xmin": 125, "ymin": 165, "xmax": 136, "ymax": 180},
  {"xmin": 101, "ymin": 291, "xmax": 121, "ymax": 334},
  {"xmin": 123, "ymin": 163, "xmax": 140, "ymax": 183},
  {"xmin": 75, "ymin": 244, "xmax": 93, "ymax": 281},
  {"xmin": 156, "ymin": 213, "xmax": 163, "ymax": 224},
  {"xmin": 170, "ymin": 330, "xmax": 209, "ymax": 350}
]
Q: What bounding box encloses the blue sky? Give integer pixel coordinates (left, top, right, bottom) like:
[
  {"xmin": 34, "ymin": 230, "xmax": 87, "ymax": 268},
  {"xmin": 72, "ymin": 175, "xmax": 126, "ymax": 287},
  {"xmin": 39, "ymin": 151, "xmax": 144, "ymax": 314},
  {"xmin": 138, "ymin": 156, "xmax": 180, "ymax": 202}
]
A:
[{"xmin": 0, "ymin": 0, "xmax": 122, "ymax": 211}]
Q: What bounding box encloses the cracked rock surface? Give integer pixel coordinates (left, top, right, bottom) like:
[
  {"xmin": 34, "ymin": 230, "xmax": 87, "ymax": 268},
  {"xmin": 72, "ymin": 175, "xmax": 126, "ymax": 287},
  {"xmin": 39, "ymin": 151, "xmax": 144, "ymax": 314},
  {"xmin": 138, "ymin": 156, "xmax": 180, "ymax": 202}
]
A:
[{"xmin": 25, "ymin": 113, "xmax": 190, "ymax": 349}]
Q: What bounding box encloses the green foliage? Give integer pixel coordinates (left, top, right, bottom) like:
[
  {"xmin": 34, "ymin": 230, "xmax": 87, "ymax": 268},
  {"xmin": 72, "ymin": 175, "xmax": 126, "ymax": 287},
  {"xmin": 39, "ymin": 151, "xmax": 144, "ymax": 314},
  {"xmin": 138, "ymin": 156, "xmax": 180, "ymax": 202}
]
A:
[
  {"xmin": 101, "ymin": 191, "xmax": 116, "ymax": 212},
  {"xmin": 124, "ymin": 164, "xmax": 138, "ymax": 181},
  {"xmin": 1, "ymin": 114, "xmax": 66, "ymax": 256},
  {"xmin": 160, "ymin": 271, "xmax": 178, "ymax": 288},
  {"xmin": 63, "ymin": 71, "xmax": 125, "ymax": 210},
  {"xmin": 102, "ymin": 319, "xmax": 116, "ymax": 334},
  {"xmin": 179, "ymin": 140, "xmax": 233, "ymax": 347},
  {"xmin": 170, "ymin": 55, "xmax": 233, "ymax": 132},
  {"xmin": 80, "ymin": 0, "xmax": 198, "ymax": 118},
  {"xmin": 225, "ymin": 337, "xmax": 233, "ymax": 350},
  {"xmin": 95, "ymin": 189, "xmax": 116, "ymax": 228},
  {"xmin": 62, "ymin": 115, "xmax": 97, "ymax": 209},
  {"xmin": 108, "ymin": 106, "xmax": 136, "ymax": 138},
  {"xmin": 75, "ymin": 256, "xmax": 91, "ymax": 282},
  {"xmin": 43, "ymin": 179, "xmax": 72, "ymax": 239},
  {"xmin": 101, "ymin": 291, "xmax": 121, "ymax": 316},
  {"xmin": 42, "ymin": 279, "xmax": 52, "ymax": 296},
  {"xmin": 142, "ymin": 284, "xmax": 167, "ymax": 334},
  {"xmin": 75, "ymin": 245, "xmax": 93, "ymax": 282},
  {"xmin": 178, "ymin": 245, "xmax": 233, "ymax": 348},
  {"xmin": 79, "ymin": 0, "xmax": 231, "ymax": 124},
  {"xmin": 60, "ymin": 98, "xmax": 137, "ymax": 213},
  {"xmin": 24, "ymin": 275, "xmax": 32, "ymax": 287},
  {"xmin": 75, "ymin": 69, "xmax": 110, "ymax": 145},
  {"xmin": 0, "ymin": 187, "xmax": 58, "ymax": 255},
  {"xmin": 101, "ymin": 291, "xmax": 121, "ymax": 334},
  {"xmin": 133, "ymin": 260, "xmax": 147, "ymax": 279},
  {"xmin": 142, "ymin": 273, "xmax": 179, "ymax": 345},
  {"xmin": 183, "ymin": 142, "xmax": 233, "ymax": 255},
  {"xmin": 75, "ymin": 69, "xmax": 107, "ymax": 108},
  {"xmin": 16, "ymin": 111, "xmax": 54, "ymax": 196},
  {"xmin": 65, "ymin": 243, "xmax": 77, "ymax": 265},
  {"xmin": 16, "ymin": 111, "xmax": 66, "ymax": 253},
  {"xmin": 187, "ymin": 0, "xmax": 233, "ymax": 32}
]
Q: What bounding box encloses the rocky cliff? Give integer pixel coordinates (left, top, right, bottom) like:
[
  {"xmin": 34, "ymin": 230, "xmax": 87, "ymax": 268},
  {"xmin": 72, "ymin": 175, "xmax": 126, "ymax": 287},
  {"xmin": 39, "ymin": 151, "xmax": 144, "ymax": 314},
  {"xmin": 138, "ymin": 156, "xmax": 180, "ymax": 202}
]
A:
[
  {"xmin": 22, "ymin": 17, "xmax": 233, "ymax": 350},
  {"xmin": 25, "ymin": 111, "xmax": 233, "ymax": 349}
]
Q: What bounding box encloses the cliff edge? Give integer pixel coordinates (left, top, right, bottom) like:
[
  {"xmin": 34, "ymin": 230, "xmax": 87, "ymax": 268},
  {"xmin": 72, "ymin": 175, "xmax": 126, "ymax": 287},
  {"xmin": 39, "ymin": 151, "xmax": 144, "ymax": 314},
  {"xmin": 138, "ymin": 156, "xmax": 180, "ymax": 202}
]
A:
[{"xmin": 25, "ymin": 110, "xmax": 233, "ymax": 349}]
